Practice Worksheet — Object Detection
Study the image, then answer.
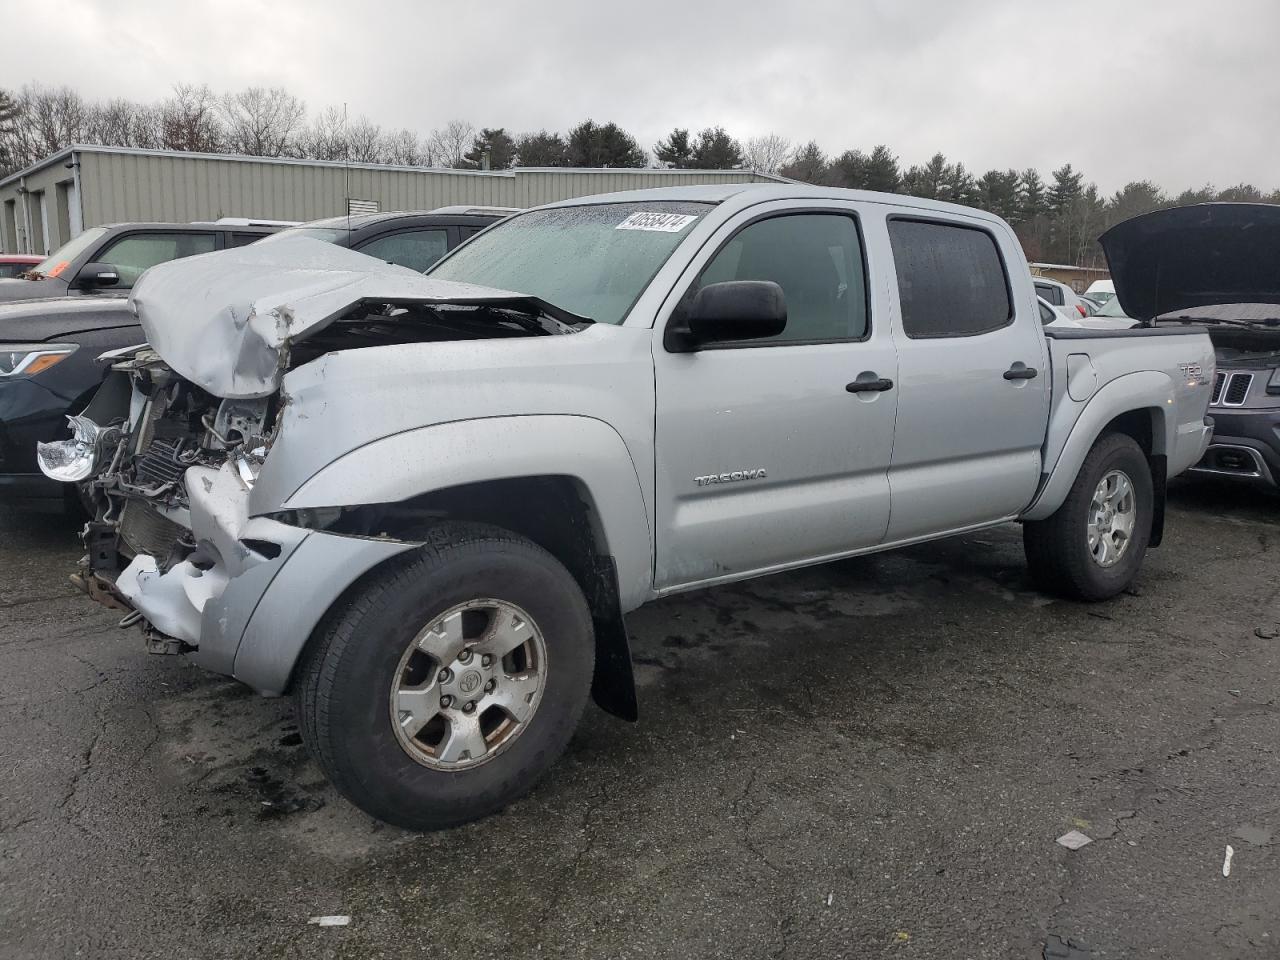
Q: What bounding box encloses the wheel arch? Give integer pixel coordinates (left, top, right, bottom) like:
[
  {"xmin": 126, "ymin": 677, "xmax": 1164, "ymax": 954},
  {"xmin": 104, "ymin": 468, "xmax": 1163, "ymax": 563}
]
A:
[
  {"xmin": 1024, "ymin": 372, "xmax": 1174, "ymax": 524},
  {"xmin": 275, "ymin": 416, "xmax": 652, "ymax": 720}
]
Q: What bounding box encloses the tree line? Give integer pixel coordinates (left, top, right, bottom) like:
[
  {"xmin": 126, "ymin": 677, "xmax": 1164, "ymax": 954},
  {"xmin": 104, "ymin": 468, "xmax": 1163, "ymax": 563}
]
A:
[{"xmin": 1, "ymin": 82, "xmax": 1277, "ymax": 266}]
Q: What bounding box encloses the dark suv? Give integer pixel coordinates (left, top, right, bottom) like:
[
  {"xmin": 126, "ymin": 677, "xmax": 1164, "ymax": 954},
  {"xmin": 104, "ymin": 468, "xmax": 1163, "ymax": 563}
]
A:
[
  {"xmin": 0, "ymin": 208, "xmax": 513, "ymax": 509},
  {"xmin": 257, "ymin": 207, "xmax": 517, "ymax": 270},
  {"xmin": 1100, "ymin": 202, "xmax": 1280, "ymax": 492},
  {"xmin": 0, "ymin": 220, "xmax": 289, "ymax": 304}
]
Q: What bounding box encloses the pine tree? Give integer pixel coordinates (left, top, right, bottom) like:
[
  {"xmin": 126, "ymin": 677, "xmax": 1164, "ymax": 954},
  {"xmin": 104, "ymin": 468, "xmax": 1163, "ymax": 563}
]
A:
[
  {"xmin": 514, "ymin": 130, "xmax": 569, "ymax": 167},
  {"xmin": 461, "ymin": 128, "xmax": 515, "ymax": 170},
  {"xmin": 653, "ymin": 128, "xmax": 693, "ymax": 168},
  {"xmin": 977, "ymin": 169, "xmax": 1021, "ymax": 222},
  {"xmin": 830, "ymin": 149, "xmax": 869, "ymax": 188},
  {"xmin": 779, "ymin": 141, "xmax": 830, "ymax": 184},
  {"xmin": 1048, "ymin": 163, "xmax": 1084, "ymax": 215},
  {"xmin": 690, "ymin": 127, "xmax": 742, "ymax": 169},
  {"xmin": 863, "ymin": 145, "xmax": 900, "ymax": 193},
  {"xmin": 566, "ymin": 120, "xmax": 646, "ymax": 168},
  {"xmin": 1019, "ymin": 168, "xmax": 1049, "ymax": 221},
  {"xmin": 902, "ymin": 152, "xmax": 948, "ymax": 199}
]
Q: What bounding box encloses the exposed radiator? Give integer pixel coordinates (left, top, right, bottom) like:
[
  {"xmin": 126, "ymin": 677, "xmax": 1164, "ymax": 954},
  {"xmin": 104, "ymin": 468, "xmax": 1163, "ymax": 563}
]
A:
[
  {"xmin": 132, "ymin": 438, "xmax": 188, "ymax": 488},
  {"xmin": 118, "ymin": 499, "xmax": 188, "ymax": 560}
]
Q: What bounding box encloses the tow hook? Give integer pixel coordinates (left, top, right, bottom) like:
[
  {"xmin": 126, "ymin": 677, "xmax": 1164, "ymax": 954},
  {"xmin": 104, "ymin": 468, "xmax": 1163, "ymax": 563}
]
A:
[{"xmin": 71, "ymin": 570, "xmax": 131, "ymax": 611}]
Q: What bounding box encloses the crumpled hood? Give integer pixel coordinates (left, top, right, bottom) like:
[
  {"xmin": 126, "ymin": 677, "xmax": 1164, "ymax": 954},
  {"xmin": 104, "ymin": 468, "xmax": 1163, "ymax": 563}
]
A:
[
  {"xmin": 1100, "ymin": 203, "xmax": 1280, "ymax": 321},
  {"xmin": 130, "ymin": 236, "xmax": 568, "ymax": 398}
]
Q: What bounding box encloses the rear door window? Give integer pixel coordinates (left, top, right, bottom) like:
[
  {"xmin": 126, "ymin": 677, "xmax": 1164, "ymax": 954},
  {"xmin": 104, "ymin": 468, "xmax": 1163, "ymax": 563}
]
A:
[
  {"xmin": 357, "ymin": 229, "xmax": 450, "ymax": 272},
  {"xmin": 1035, "ymin": 282, "xmax": 1063, "ymax": 305},
  {"xmin": 227, "ymin": 232, "xmax": 265, "ymax": 248},
  {"xmin": 889, "ymin": 219, "xmax": 1012, "ymax": 338},
  {"xmin": 96, "ymin": 232, "xmax": 217, "ymax": 287}
]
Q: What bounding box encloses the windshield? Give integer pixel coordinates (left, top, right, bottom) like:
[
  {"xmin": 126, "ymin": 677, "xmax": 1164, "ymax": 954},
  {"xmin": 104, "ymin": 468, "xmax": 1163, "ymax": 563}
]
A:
[
  {"xmin": 426, "ymin": 201, "xmax": 712, "ymax": 325},
  {"xmin": 30, "ymin": 226, "xmax": 108, "ymax": 278},
  {"xmin": 1087, "ymin": 290, "xmax": 1115, "ymax": 305},
  {"xmin": 1096, "ymin": 295, "xmax": 1131, "ymax": 318},
  {"xmin": 258, "ymin": 226, "xmax": 350, "ymax": 245}
]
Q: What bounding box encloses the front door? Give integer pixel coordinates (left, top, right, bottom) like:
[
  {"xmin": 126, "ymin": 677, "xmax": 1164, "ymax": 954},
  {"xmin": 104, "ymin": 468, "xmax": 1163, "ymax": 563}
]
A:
[
  {"xmin": 653, "ymin": 205, "xmax": 899, "ymax": 591},
  {"xmin": 883, "ymin": 214, "xmax": 1050, "ymax": 541}
]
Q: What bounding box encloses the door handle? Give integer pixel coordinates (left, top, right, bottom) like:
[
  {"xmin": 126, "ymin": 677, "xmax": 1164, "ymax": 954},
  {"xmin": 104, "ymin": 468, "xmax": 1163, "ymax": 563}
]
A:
[
  {"xmin": 846, "ymin": 377, "xmax": 894, "ymax": 393},
  {"xmin": 1003, "ymin": 364, "xmax": 1038, "ymax": 381}
]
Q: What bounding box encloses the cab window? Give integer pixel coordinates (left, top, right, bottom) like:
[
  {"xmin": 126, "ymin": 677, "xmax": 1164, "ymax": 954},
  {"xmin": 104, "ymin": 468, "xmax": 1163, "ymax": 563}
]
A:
[
  {"xmin": 889, "ymin": 219, "xmax": 1012, "ymax": 338},
  {"xmin": 690, "ymin": 213, "xmax": 868, "ymax": 343}
]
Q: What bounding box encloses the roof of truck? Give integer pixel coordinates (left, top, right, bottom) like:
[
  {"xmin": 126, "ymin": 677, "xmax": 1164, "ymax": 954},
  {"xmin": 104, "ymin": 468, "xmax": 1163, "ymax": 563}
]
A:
[{"xmin": 540, "ymin": 183, "xmax": 1009, "ymax": 223}]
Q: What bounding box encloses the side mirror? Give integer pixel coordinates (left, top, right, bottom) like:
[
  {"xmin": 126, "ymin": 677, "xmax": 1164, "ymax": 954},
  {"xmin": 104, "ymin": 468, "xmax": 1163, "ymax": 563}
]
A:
[
  {"xmin": 667, "ymin": 280, "xmax": 787, "ymax": 351},
  {"xmin": 74, "ymin": 262, "xmax": 120, "ymax": 289}
]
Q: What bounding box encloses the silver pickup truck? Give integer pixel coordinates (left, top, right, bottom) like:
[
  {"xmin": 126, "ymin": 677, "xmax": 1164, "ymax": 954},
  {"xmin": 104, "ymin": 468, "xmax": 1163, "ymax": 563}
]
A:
[{"xmin": 39, "ymin": 185, "xmax": 1214, "ymax": 829}]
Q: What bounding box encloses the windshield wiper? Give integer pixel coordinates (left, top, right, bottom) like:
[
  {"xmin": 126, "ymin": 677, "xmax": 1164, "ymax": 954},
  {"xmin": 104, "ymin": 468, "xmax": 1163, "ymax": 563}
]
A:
[{"xmin": 1158, "ymin": 314, "xmax": 1280, "ymax": 328}]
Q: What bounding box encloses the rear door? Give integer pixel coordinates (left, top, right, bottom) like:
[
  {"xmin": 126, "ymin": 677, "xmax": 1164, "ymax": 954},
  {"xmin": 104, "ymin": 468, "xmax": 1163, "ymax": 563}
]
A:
[
  {"xmin": 653, "ymin": 202, "xmax": 899, "ymax": 590},
  {"xmin": 883, "ymin": 214, "xmax": 1049, "ymax": 541}
]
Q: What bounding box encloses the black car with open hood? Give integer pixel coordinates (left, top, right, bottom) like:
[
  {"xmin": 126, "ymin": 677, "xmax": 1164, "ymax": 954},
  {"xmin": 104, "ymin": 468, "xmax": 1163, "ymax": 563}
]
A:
[{"xmin": 1101, "ymin": 203, "xmax": 1280, "ymax": 489}]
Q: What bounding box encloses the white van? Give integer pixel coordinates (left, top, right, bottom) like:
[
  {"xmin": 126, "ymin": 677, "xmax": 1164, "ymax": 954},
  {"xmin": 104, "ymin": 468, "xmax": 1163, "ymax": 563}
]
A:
[{"xmin": 1085, "ymin": 278, "xmax": 1115, "ymax": 305}]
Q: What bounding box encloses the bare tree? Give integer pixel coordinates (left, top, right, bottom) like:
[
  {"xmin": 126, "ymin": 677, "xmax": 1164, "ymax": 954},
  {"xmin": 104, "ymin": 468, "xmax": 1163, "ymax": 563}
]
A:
[
  {"xmin": 345, "ymin": 116, "xmax": 386, "ymax": 164},
  {"xmin": 9, "ymin": 85, "xmax": 89, "ymax": 168},
  {"xmin": 218, "ymin": 87, "xmax": 305, "ymax": 157},
  {"xmin": 86, "ymin": 98, "xmax": 161, "ymax": 148},
  {"xmin": 291, "ymin": 105, "xmax": 348, "ymax": 160},
  {"xmin": 428, "ymin": 119, "xmax": 475, "ymax": 168},
  {"xmin": 741, "ymin": 133, "xmax": 791, "ymax": 173},
  {"xmin": 159, "ymin": 84, "xmax": 223, "ymax": 153},
  {"xmin": 383, "ymin": 128, "xmax": 427, "ymax": 166},
  {"xmin": 0, "ymin": 88, "xmax": 17, "ymax": 174}
]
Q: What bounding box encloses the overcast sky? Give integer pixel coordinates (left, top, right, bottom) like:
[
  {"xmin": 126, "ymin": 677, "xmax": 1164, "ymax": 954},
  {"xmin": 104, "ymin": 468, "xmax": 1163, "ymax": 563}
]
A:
[{"xmin": 4, "ymin": 0, "xmax": 1277, "ymax": 194}]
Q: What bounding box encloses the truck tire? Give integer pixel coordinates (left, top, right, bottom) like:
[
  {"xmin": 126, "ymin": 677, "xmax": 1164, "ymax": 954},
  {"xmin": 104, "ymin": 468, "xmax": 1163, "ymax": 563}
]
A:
[
  {"xmin": 1023, "ymin": 432, "xmax": 1153, "ymax": 601},
  {"xmin": 293, "ymin": 522, "xmax": 595, "ymax": 830}
]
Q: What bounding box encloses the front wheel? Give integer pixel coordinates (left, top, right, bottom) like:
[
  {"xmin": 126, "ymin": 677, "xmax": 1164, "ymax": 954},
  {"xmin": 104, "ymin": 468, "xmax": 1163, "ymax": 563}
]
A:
[
  {"xmin": 294, "ymin": 522, "xmax": 595, "ymax": 830},
  {"xmin": 1024, "ymin": 432, "xmax": 1154, "ymax": 601}
]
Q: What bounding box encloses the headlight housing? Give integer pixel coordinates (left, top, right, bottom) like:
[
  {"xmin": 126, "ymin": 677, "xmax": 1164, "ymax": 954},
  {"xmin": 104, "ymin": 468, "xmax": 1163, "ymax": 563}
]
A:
[
  {"xmin": 0, "ymin": 343, "xmax": 77, "ymax": 377},
  {"xmin": 37, "ymin": 415, "xmax": 112, "ymax": 483}
]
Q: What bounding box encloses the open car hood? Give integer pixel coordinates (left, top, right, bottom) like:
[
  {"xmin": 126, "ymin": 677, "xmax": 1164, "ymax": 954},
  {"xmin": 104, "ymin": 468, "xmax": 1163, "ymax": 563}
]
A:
[
  {"xmin": 130, "ymin": 236, "xmax": 575, "ymax": 398},
  {"xmin": 1099, "ymin": 203, "xmax": 1280, "ymax": 322}
]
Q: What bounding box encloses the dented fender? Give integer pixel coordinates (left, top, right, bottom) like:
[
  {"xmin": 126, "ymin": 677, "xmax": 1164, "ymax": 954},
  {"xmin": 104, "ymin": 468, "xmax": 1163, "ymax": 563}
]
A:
[{"xmin": 282, "ymin": 415, "xmax": 655, "ymax": 612}]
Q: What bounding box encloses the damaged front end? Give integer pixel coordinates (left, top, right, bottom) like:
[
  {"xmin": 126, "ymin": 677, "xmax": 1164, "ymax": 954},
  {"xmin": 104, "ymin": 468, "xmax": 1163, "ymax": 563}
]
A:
[
  {"xmin": 40, "ymin": 348, "xmax": 285, "ymax": 654},
  {"xmin": 37, "ymin": 236, "xmax": 588, "ymax": 691}
]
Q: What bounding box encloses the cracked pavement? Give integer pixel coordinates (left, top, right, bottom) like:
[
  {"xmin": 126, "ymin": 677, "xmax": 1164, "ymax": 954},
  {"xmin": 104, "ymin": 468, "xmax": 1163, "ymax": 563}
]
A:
[{"xmin": 1, "ymin": 481, "xmax": 1278, "ymax": 959}]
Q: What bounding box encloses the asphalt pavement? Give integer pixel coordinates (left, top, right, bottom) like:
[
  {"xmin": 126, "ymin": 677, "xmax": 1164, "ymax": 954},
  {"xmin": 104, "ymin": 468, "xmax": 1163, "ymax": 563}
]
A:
[{"xmin": 1, "ymin": 481, "xmax": 1277, "ymax": 960}]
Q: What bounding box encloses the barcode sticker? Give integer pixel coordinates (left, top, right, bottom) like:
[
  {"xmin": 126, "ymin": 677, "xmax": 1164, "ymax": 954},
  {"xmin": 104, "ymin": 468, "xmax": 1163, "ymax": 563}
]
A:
[{"xmin": 616, "ymin": 212, "xmax": 698, "ymax": 233}]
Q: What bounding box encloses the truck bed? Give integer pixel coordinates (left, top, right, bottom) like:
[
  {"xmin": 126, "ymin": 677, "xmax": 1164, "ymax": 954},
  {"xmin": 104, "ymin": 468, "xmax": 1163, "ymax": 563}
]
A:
[{"xmin": 1040, "ymin": 324, "xmax": 1215, "ymax": 492}]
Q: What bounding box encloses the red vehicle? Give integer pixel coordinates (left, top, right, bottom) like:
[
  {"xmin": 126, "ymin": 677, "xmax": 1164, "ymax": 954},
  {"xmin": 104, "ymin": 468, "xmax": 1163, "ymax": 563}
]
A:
[{"xmin": 0, "ymin": 255, "xmax": 42, "ymax": 280}]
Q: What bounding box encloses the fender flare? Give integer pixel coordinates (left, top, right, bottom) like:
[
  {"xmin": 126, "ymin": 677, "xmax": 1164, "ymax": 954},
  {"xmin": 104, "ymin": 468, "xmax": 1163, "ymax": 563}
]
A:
[
  {"xmin": 283, "ymin": 414, "xmax": 655, "ymax": 612},
  {"xmin": 1022, "ymin": 371, "xmax": 1174, "ymax": 521}
]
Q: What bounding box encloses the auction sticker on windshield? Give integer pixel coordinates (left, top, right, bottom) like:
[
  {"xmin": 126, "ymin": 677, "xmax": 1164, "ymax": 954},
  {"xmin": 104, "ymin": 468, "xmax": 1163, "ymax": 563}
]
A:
[{"xmin": 616, "ymin": 212, "xmax": 699, "ymax": 232}]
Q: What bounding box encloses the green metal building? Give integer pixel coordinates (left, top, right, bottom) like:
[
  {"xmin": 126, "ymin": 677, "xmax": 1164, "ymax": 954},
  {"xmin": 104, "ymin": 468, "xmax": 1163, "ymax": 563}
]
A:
[{"xmin": 0, "ymin": 145, "xmax": 785, "ymax": 255}]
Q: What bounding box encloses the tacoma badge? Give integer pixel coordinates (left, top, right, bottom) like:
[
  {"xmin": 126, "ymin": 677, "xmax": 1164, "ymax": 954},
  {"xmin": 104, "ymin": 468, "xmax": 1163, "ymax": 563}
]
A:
[{"xmin": 694, "ymin": 468, "xmax": 767, "ymax": 487}]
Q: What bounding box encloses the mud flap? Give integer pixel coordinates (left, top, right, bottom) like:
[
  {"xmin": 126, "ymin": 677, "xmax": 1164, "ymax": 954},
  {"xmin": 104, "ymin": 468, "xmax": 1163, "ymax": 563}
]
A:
[
  {"xmin": 1149, "ymin": 454, "xmax": 1167, "ymax": 548},
  {"xmin": 589, "ymin": 557, "xmax": 638, "ymax": 722}
]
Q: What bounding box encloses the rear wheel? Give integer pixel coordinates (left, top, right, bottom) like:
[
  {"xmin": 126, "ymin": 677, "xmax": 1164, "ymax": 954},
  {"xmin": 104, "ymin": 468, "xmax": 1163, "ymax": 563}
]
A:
[
  {"xmin": 294, "ymin": 522, "xmax": 595, "ymax": 830},
  {"xmin": 1024, "ymin": 432, "xmax": 1153, "ymax": 601}
]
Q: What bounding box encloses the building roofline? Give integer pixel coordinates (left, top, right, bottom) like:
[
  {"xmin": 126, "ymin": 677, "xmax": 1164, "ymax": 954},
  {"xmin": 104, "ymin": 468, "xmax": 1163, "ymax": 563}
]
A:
[{"xmin": 0, "ymin": 143, "xmax": 789, "ymax": 189}]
